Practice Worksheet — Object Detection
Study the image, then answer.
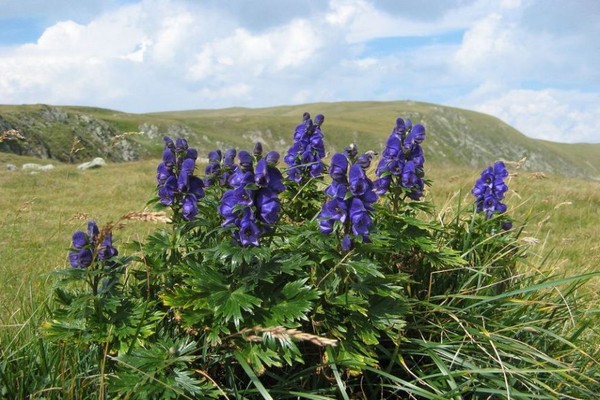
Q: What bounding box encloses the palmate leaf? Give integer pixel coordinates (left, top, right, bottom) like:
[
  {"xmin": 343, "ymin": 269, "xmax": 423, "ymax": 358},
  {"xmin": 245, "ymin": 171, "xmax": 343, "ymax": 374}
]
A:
[
  {"xmin": 40, "ymin": 318, "xmax": 87, "ymax": 342},
  {"xmin": 211, "ymin": 286, "xmax": 262, "ymax": 329},
  {"xmin": 328, "ymin": 291, "xmax": 369, "ymax": 315},
  {"xmin": 267, "ymin": 279, "xmax": 320, "ymax": 324}
]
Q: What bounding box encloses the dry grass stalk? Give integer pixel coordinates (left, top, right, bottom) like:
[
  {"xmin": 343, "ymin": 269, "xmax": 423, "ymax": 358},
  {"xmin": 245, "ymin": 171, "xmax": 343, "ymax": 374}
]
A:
[
  {"xmin": 69, "ymin": 136, "xmax": 85, "ymax": 159},
  {"xmin": 0, "ymin": 129, "xmax": 25, "ymax": 142},
  {"xmin": 530, "ymin": 172, "xmax": 547, "ymax": 179},
  {"xmin": 68, "ymin": 212, "xmax": 90, "ymax": 222},
  {"xmin": 111, "ymin": 131, "xmax": 141, "ymax": 146},
  {"xmin": 241, "ymin": 326, "xmax": 338, "ymax": 347},
  {"xmin": 504, "ymin": 156, "xmax": 527, "ymax": 170},
  {"xmin": 121, "ymin": 211, "xmax": 170, "ymax": 224}
]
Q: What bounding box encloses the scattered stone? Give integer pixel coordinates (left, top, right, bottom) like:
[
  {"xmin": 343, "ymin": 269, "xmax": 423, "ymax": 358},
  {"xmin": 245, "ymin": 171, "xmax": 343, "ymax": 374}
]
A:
[
  {"xmin": 6, "ymin": 164, "xmax": 17, "ymax": 171},
  {"xmin": 77, "ymin": 157, "xmax": 106, "ymax": 170},
  {"xmin": 22, "ymin": 163, "xmax": 55, "ymax": 171}
]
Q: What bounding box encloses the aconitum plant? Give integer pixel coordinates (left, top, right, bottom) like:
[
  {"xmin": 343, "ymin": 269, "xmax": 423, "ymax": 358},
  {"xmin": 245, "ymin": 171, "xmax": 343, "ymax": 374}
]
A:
[
  {"xmin": 472, "ymin": 161, "xmax": 509, "ymax": 219},
  {"xmin": 68, "ymin": 220, "xmax": 118, "ymax": 268},
  {"xmin": 283, "ymin": 112, "xmax": 326, "ymax": 182},
  {"xmin": 219, "ymin": 150, "xmax": 285, "ymax": 246},
  {"xmin": 374, "ymin": 117, "xmax": 426, "ymax": 200},
  {"xmin": 156, "ymin": 136, "xmax": 205, "ymax": 220},
  {"xmin": 318, "ymin": 150, "xmax": 378, "ymax": 251}
]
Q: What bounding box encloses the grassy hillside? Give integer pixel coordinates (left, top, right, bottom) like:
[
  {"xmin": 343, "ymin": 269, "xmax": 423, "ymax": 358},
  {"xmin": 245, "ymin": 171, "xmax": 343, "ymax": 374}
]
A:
[
  {"xmin": 1, "ymin": 151, "xmax": 598, "ymax": 325},
  {"xmin": 2, "ymin": 101, "xmax": 600, "ymax": 179}
]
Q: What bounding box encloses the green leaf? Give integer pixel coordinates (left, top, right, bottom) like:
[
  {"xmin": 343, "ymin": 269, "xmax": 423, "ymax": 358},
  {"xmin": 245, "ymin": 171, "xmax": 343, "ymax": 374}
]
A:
[
  {"xmin": 211, "ymin": 286, "xmax": 262, "ymax": 328},
  {"xmin": 268, "ymin": 279, "xmax": 319, "ymax": 324},
  {"xmin": 234, "ymin": 351, "xmax": 273, "ymax": 399}
]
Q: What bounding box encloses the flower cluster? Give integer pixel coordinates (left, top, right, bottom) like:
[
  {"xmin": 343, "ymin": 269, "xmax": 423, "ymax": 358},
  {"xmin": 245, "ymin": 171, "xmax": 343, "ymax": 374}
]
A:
[
  {"xmin": 69, "ymin": 220, "xmax": 118, "ymax": 268},
  {"xmin": 204, "ymin": 148, "xmax": 240, "ymax": 187},
  {"xmin": 318, "ymin": 151, "xmax": 378, "ymax": 251},
  {"xmin": 219, "ymin": 150, "xmax": 285, "ymax": 246},
  {"xmin": 472, "ymin": 161, "xmax": 509, "ymax": 219},
  {"xmin": 156, "ymin": 137, "xmax": 205, "ymax": 220},
  {"xmin": 374, "ymin": 118, "xmax": 426, "ymax": 200},
  {"xmin": 284, "ymin": 112, "xmax": 326, "ymax": 182}
]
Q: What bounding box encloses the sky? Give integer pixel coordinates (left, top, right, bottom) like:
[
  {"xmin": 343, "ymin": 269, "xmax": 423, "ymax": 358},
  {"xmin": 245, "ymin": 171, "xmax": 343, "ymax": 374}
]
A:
[{"xmin": 0, "ymin": 0, "xmax": 598, "ymax": 143}]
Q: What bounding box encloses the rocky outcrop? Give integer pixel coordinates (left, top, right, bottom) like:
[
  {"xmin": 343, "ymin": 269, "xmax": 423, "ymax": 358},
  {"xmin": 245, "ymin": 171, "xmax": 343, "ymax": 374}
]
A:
[{"xmin": 0, "ymin": 105, "xmax": 144, "ymax": 163}]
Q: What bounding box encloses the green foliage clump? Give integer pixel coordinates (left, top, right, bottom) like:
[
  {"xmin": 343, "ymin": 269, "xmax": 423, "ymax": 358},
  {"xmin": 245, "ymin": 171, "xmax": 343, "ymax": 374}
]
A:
[{"xmin": 1, "ymin": 114, "xmax": 598, "ymax": 400}]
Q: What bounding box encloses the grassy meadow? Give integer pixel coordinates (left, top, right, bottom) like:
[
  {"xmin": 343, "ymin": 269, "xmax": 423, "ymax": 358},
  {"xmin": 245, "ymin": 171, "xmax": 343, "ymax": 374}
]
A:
[
  {"xmin": 1, "ymin": 152, "xmax": 598, "ymax": 328},
  {"xmin": 1, "ymin": 148, "xmax": 599, "ymax": 398}
]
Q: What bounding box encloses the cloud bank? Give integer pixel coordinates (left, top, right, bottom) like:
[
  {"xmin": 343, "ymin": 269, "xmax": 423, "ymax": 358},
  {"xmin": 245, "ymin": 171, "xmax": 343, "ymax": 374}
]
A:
[{"xmin": 0, "ymin": 0, "xmax": 598, "ymax": 143}]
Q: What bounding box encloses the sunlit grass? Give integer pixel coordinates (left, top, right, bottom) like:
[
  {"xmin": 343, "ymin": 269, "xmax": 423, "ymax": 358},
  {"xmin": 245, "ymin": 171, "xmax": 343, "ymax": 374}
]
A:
[
  {"xmin": 425, "ymin": 162, "xmax": 600, "ymax": 277},
  {"xmin": 1, "ymin": 154, "xmax": 598, "ymax": 324},
  {"xmin": 1, "ymin": 152, "xmax": 598, "ymax": 397},
  {"xmin": 0, "ymin": 155, "xmax": 159, "ymax": 327}
]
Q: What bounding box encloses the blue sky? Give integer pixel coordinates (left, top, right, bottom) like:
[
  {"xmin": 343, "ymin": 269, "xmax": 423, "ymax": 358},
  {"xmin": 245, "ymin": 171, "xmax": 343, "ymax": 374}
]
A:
[{"xmin": 0, "ymin": 0, "xmax": 598, "ymax": 143}]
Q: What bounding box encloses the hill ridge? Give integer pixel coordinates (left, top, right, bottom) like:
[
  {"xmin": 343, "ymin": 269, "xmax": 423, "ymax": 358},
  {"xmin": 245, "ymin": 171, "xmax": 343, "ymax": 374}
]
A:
[{"xmin": 1, "ymin": 101, "xmax": 599, "ymax": 180}]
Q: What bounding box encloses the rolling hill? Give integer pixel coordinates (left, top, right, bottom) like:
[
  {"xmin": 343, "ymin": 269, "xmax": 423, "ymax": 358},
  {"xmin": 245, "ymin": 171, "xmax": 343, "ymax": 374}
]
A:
[{"xmin": 1, "ymin": 101, "xmax": 599, "ymax": 179}]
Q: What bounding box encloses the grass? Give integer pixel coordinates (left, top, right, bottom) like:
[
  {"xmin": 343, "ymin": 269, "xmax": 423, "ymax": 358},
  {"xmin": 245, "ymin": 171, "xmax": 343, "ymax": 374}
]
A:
[
  {"xmin": 0, "ymin": 154, "xmax": 158, "ymax": 328},
  {"xmin": 426, "ymin": 162, "xmax": 600, "ymax": 281},
  {"xmin": 0, "ymin": 151, "xmax": 598, "ymax": 398},
  {"xmin": 3, "ymin": 101, "xmax": 600, "ymax": 178},
  {"xmin": 1, "ymin": 152, "xmax": 597, "ymax": 325}
]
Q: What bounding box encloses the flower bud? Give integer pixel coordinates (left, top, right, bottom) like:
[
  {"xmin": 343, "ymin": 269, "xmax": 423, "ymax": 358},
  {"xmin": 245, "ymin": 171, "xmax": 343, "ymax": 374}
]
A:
[
  {"xmin": 253, "ymin": 142, "xmax": 263, "ymax": 158},
  {"xmin": 265, "ymin": 151, "xmax": 280, "ymax": 166}
]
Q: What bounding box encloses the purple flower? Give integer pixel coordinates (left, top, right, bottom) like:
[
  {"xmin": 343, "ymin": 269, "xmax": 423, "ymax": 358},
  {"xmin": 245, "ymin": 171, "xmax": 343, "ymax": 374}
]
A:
[
  {"xmin": 158, "ymin": 176, "xmax": 177, "ymax": 206},
  {"xmin": 284, "ymin": 112, "xmax": 326, "ymax": 182},
  {"xmin": 256, "ymin": 154, "xmax": 285, "ymax": 193},
  {"xmin": 163, "ymin": 136, "xmax": 174, "ymax": 149},
  {"xmin": 472, "ymin": 161, "xmax": 509, "ymax": 219},
  {"xmin": 68, "ymin": 221, "xmax": 117, "ymax": 268},
  {"xmin": 349, "ymin": 198, "xmax": 372, "ymax": 238},
  {"xmin": 355, "ymin": 152, "xmax": 375, "ymax": 169},
  {"xmin": 98, "ymin": 232, "xmax": 118, "ymax": 260},
  {"xmin": 182, "ymin": 194, "xmax": 199, "ymax": 220},
  {"xmin": 223, "ymin": 148, "xmax": 237, "ymax": 166},
  {"xmin": 69, "ymin": 248, "xmax": 93, "ymax": 269},
  {"xmin": 238, "ymin": 150, "xmax": 253, "ymax": 171},
  {"xmin": 156, "ymin": 162, "xmax": 173, "ymax": 185},
  {"xmin": 162, "ymin": 149, "xmax": 176, "ymax": 169},
  {"xmin": 156, "ymin": 136, "xmax": 205, "ymax": 220},
  {"xmin": 349, "ymin": 164, "xmax": 369, "ymax": 197},
  {"xmin": 375, "ymin": 117, "xmax": 426, "ymax": 199},
  {"xmin": 265, "ymin": 151, "xmax": 280, "ymax": 166},
  {"xmin": 208, "ymin": 150, "xmax": 222, "ymax": 163},
  {"xmin": 69, "ymin": 231, "xmax": 93, "ymax": 269},
  {"xmin": 341, "ymin": 234, "xmax": 352, "ymax": 251},
  {"xmin": 319, "ymin": 199, "xmax": 348, "ymax": 225},
  {"xmin": 219, "ymin": 148, "xmax": 285, "ymax": 246},
  {"xmin": 186, "ymin": 148, "xmax": 198, "ymax": 160},
  {"xmin": 329, "ymin": 154, "xmax": 349, "ymax": 183},
  {"xmin": 373, "ymin": 175, "xmax": 391, "ymax": 195},
  {"xmin": 87, "ymin": 221, "xmax": 99, "ymax": 243},
  {"xmin": 253, "ymin": 142, "xmax": 263, "ymax": 158},
  {"xmin": 175, "ymin": 138, "xmax": 188, "ymax": 153},
  {"xmin": 255, "ymin": 159, "xmax": 269, "ymax": 188},
  {"xmin": 319, "ymin": 149, "xmax": 378, "ymax": 250},
  {"xmin": 238, "ymin": 215, "xmax": 260, "ymax": 247},
  {"xmin": 256, "ymin": 190, "xmax": 281, "ymax": 226},
  {"xmin": 323, "ymin": 180, "xmax": 345, "ymax": 200},
  {"xmin": 314, "ymin": 114, "xmax": 325, "ymax": 126}
]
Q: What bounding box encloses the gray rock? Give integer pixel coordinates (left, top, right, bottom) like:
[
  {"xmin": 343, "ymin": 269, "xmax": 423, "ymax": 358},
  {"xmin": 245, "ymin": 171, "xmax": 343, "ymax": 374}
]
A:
[
  {"xmin": 6, "ymin": 164, "xmax": 17, "ymax": 171},
  {"xmin": 22, "ymin": 163, "xmax": 55, "ymax": 171},
  {"xmin": 77, "ymin": 157, "xmax": 106, "ymax": 170}
]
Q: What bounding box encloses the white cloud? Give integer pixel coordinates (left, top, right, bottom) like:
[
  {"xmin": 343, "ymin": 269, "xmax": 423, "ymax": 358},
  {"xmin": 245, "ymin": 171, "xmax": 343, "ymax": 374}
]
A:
[
  {"xmin": 464, "ymin": 88, "xmax": 600, "ymax": 143},
  {"xmin": 0, "ymin": 0, "xmax": 598, "ymax": 143}
]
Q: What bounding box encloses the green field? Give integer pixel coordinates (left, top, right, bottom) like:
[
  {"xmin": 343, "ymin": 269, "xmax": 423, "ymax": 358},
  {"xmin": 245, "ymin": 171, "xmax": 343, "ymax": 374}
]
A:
[
  {"xmin": 1, "ymin": 136, "xmax": 599, "ymax": 398},
  {"xmin": 1, "ymin": 152, "xmax": 598, "ymax": 327}
]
